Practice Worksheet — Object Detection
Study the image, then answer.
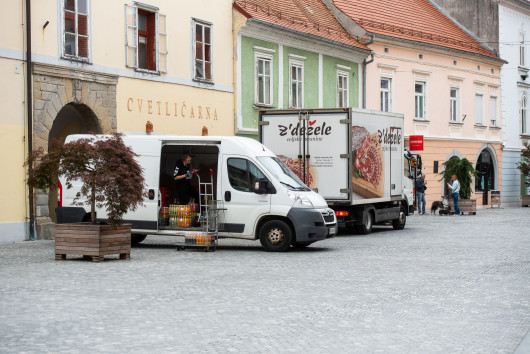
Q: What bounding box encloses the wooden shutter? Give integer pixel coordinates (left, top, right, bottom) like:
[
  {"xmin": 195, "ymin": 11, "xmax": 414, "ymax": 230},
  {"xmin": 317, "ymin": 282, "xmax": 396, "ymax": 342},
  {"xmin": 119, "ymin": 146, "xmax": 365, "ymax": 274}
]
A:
[
  {"xmin": 125, "ymin": 4, "xmax": 138, "ymax": 68},
  {"xmin": 158, "ymin": 13, "xmax": 167, "ymax": 73}
]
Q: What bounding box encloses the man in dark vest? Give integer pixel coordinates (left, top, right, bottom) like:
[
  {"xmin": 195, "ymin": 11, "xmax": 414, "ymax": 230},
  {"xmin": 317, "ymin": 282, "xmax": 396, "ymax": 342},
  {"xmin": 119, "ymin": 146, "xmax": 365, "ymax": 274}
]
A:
[{"xmin": 173, "ymin": 152, "xmax": 199, "ymax": 204}]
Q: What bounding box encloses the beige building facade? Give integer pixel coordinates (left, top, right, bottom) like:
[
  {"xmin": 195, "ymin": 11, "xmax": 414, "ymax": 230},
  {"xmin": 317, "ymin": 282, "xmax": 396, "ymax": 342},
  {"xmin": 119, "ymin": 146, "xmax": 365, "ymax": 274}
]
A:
[{"xmin": 0, "ymin": 0, "xmax": 234, "ymax": 242}]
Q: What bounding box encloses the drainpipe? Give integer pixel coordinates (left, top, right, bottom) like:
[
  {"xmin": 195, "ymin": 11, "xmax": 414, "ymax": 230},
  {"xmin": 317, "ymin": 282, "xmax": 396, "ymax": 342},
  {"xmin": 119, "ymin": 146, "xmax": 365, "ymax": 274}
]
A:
[
  {"xmin": 362, "ymin": 35, "xmax": 375, "ymax": 109},
  {"xmin": 26, "ymin": 0, "xmax": 35, "ymax": 241}
]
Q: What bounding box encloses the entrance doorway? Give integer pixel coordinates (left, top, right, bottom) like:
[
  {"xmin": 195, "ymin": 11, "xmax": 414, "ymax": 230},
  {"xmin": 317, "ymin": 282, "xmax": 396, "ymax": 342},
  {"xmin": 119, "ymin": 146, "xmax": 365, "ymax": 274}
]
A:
[
  {"xmin": 48, "ymin": 103, "xmax": 101, "ymax": 222},
  {"xmin": 475, "ymin": 149, "xmax": 494, "ymax": 205}
]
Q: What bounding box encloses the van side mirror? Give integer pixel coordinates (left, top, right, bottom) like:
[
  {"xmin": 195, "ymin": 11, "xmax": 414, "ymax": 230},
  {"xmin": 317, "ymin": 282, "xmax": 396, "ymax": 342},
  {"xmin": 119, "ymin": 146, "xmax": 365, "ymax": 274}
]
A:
[{"xmin": 255, "ymin": 178, "xmax": 276, "ymax": 194}]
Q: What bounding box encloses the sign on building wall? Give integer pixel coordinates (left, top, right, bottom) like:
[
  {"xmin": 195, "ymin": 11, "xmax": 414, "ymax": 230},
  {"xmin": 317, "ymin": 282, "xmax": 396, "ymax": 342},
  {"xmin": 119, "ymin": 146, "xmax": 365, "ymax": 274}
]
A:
[{"xmin": 409, "ymin": 135, "xmax": 424, "ymax": 151}]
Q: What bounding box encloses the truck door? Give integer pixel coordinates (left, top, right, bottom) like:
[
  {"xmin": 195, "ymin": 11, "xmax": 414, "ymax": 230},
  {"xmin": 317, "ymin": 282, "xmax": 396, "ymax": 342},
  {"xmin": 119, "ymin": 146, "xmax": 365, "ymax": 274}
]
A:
[
  {"xmin": 389, "ymin": 127, "xmax": 403, "ymax": 196},
  {"xmin": 116, "ymin": 138, "xmax": 162, "ymax": 230},
  {"xmin": 260, "ymin": 110, "xmax": 350, "ymax": 201},
  {"xmin": 221, "ymin": 155, "xmax": 271, "ymax": 237}
]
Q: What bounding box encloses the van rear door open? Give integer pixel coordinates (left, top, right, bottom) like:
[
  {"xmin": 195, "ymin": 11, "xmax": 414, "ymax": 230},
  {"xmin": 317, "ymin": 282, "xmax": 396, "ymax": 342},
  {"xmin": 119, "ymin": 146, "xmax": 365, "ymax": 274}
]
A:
[{"xmin": 121, "ymin": 137, "xmax": 162, "ymax": 230}]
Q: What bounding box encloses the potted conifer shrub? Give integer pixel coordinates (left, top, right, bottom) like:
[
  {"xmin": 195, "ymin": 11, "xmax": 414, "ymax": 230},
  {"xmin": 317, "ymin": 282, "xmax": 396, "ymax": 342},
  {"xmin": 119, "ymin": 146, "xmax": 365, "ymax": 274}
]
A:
[
  {"xmin": 518, "ymin": 141, "xmax": 530, "ymax": 207},
  {"xmin": 440, "ymin": 157, "xmax": 478, "ymax": 215},
  {"xmin": 26, "ymin": 133, "xmax": 146, "ymax": 261}
]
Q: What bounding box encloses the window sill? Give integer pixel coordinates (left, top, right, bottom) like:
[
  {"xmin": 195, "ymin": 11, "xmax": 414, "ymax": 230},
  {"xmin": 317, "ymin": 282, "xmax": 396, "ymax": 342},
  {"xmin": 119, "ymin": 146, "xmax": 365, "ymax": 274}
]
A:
[
  {"xmin": 449, "ymin": 121, "xmax": 463, "ymax": 126},
  {"xmin": 489, "ymin": 125, "xmax": 501, "ymax": 130},
  {"xmin": 193, "ymin": 78, "xmax": 214, "ymax": 85},
  {"xmin": 134, "ymin": 68, "xmax": 161, "ymax": 76},
  {"xmin": 414, "ymin": 119, "xmax": 430, "ymax": 123},
  {"xmin": 61, "ymin": 56, "xmax": 91, "ymax": 65},
  {"xmin": 520, "ymin": 134, "xmax": 530, "ymax": 139},
  {"xmin": 253, "ymin": 103, "xmax": 275, "ymax": 109},
  {"xmin": 474, "ymin": 124, "xmax": 487, "ymax": 128}
]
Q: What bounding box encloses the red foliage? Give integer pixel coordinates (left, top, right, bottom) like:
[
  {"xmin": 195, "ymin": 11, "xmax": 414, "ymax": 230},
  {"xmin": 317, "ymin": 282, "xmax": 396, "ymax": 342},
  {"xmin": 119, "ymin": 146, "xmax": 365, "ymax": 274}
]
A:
[{"xmin": 26, "ymin": 133, "xmax": 146, "ymax": 226}]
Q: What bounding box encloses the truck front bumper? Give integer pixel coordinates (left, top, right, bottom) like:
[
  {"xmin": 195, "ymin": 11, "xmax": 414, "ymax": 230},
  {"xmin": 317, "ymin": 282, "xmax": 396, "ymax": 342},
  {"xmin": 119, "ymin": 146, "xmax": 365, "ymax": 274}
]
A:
[{"xmin": 286, "ymin": 208, "xmax": 328, "ymax": 242}]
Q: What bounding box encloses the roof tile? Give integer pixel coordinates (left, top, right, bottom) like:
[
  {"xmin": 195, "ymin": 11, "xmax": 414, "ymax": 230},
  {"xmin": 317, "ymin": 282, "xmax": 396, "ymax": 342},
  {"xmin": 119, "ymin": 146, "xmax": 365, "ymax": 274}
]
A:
[
  {"xmin": 234, "ymin": 0, "xmax": 370, "ymax": 51},
  {"xmin": 332, "ymin": 0, "xmax": 501, "ymax": 60}
]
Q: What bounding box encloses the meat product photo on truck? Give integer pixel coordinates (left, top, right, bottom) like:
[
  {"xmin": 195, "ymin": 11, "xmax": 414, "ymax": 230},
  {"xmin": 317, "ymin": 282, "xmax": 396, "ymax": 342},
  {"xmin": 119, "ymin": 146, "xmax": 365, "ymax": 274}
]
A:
[{"xmin": 259, "ymin": 107, "xmax": 410, "ymax": 234}]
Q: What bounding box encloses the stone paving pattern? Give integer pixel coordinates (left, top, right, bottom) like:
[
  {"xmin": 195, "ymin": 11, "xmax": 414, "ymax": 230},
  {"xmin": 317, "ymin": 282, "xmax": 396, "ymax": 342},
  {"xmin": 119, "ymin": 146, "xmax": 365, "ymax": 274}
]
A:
[{"xmin": 0, "ymin": 207, "xmax": 529, "ymax": 353}]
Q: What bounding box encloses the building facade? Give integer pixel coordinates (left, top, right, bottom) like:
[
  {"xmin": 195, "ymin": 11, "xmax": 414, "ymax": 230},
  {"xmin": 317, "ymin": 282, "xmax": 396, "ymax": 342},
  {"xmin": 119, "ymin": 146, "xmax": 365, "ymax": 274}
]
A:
[
  {"xmin": 0, "ymin": 0, "xmax": 235, "ymax": 242},
  {"xmin": 325, "ymin": 0, "xmax": 505, "ymax": 208},
  {"xmin": 499, "ymin": 0, "xmax": 530, "ymax": 205},
  {"xmin": 430, "ymin": 0, "xmax": 530, "ymax": 206},
  {"xmin": 232, "ymin": 0, "xmax": 370, "ymax": 136}
]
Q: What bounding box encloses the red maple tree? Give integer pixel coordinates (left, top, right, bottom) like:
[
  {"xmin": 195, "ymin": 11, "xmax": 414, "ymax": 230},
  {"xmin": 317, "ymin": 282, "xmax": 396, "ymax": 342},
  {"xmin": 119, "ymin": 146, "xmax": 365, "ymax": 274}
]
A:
[{"xmin": 26, "ymin": 133, "xmax": 146, "ymax": 226}]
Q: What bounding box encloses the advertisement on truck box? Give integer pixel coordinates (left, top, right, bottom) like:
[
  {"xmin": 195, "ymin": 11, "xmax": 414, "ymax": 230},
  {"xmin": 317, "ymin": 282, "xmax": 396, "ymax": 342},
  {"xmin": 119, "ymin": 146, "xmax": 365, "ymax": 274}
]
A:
[
  {"xmin": 260, "ymin": 110, "xmax": 350, "ymax": 200},
  {"xmin": 260, "ymin": 108, "xmax": 404, "ymax": 204}
]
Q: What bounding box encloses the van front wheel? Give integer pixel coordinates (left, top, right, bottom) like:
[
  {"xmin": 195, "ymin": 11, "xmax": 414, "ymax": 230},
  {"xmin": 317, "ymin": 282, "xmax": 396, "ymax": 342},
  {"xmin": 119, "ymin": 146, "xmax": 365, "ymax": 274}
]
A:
[{"xmin": 259, "ymin": 220, "xmax": 293, "ymax": 252}]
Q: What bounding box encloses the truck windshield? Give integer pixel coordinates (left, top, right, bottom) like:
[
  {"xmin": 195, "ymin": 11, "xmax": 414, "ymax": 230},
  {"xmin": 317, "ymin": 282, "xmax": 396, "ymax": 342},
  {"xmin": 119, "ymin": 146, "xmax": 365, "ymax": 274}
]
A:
[{"xmin": 257, "ymin": 156, "xmax": 310, "ymax": 191}]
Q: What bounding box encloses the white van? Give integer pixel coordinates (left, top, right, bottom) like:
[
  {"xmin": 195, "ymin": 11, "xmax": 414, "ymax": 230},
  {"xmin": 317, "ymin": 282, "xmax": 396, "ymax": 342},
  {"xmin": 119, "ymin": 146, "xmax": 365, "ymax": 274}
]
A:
[{"xmin": 57, "ymin": 134, "xmax": 337, "ymax": 252}]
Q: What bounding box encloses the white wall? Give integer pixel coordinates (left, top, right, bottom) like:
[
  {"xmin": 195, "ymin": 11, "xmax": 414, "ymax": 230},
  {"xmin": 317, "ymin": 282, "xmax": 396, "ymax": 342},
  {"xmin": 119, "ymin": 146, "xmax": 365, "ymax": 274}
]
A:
[{"xmin": 499, "ymin": 2, "xmax": 530, "ymax": 205}]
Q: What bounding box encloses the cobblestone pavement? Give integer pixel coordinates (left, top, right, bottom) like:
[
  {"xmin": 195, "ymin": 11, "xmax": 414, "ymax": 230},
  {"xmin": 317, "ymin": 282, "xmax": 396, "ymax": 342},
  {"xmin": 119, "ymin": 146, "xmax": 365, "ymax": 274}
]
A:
[{"xmin": 0, "ymin": 207, "xmax": 529, "ymax": 353}]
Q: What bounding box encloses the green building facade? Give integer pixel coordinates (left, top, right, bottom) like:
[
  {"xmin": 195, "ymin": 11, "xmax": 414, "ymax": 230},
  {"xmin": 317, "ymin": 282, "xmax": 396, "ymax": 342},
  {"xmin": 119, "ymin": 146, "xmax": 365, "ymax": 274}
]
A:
[{"xmin": 235, "ymin": 20, "xmax": 369, "ymax": 137}]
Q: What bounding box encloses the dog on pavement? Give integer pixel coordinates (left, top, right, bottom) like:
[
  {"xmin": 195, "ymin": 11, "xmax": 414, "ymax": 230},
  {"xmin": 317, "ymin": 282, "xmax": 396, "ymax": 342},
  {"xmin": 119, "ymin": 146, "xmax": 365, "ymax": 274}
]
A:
[
  {"xmin": 430, "ymin": 201, "xmax": 444, "ymax": 214},
  {"xmin": 431, "ymin": 196, "xmax": 451, "ymax": 215}
]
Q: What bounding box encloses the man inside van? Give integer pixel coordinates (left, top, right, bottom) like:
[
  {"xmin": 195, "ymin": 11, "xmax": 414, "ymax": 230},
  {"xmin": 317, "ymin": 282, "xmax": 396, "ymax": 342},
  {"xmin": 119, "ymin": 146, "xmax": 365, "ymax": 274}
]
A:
[{"xmin": 173, "ymin": 152, "xmax": 199, "ymax": 204}]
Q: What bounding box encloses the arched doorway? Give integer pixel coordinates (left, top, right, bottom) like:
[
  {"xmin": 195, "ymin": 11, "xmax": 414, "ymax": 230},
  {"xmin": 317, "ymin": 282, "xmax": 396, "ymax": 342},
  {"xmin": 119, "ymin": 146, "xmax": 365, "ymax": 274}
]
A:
[
  {"xmin": 48, "ymin": 103, "xmax": 102, "ymax": 222},
  {"xmin": 475, "ymin": 149, "xmax": 495, "ymax": 205}
]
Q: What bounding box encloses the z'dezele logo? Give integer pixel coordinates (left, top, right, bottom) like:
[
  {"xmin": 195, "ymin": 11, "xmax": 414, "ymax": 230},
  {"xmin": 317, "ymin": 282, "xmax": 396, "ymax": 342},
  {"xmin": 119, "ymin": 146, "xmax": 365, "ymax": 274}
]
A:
[
  {"xmin": 378, "ymin": 128, "xmax": 402, "ymax": 145},
  {"xmin": 278, "ymin": 120, "xmax": 332, "ymax": 137}
]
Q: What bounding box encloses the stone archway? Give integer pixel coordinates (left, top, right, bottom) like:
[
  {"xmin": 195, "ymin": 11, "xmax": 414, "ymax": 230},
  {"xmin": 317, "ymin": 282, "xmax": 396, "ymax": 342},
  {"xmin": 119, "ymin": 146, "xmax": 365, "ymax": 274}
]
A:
[
  {"xmin": 47, "ymin": 103, "xmax": 102, "ymax": 224},
  {"xmin": 474, "ymin": 144, "xmax": 499, "ymax": 206},
  {"xmin": 32, "ymin": 63, "xmax": 118, "ymax": 239}
]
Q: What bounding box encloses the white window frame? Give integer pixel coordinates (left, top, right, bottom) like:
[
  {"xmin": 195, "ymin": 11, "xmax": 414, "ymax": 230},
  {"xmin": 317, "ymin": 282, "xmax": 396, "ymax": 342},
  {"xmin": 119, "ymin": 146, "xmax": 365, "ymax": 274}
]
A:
[
  {"xmin": 254, "ymin": 50, "xmax": 274, "ymax": 107},
  {"xmin": 380, "ymin": 77, "xmax": 392, "ymax": 112},
  {"xmin": 520, "ymin": 32, "xmax": 526, "ymax": 67},
  {"xmin": 489, "ymin": 95, "xmax": 498, "ymax": 127},
  {"xmin": 475, "ymin": 93, "xmax": 484, "ymax": 126},
  {"xmin": 61, "ymin": 0, "xmax": 91, "ymax": 62},
  {"xmin": 124, "ymin": 3, "xmax": 167, "ymax": 73},
  {"xmin": 289, "ymin": 60, "xmax": 304, "ymax": 108},
  {"xmin": 522, "ymin": 95, "xmax": 528, "ymax": 134},
  {"xmin": 450, "ymin": 86, "xmax": 460, "ymax": 123},
  {"xmin": 337, "ymin": 69, "xmax": 349, "ymax": 108},
  {"xmin": 192, "ymin": 18, "xmax": 213, "ymax": 82},
  {"xmin": 415, "ymin": 81, "xmax": 427, "ymax": 120}
]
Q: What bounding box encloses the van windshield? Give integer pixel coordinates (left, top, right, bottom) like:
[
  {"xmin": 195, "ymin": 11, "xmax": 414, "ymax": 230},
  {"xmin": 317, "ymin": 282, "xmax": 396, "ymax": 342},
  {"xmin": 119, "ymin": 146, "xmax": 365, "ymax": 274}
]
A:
[{"xmin": 257, "ymin": 156, "xmax": 310, "ymax": 191}]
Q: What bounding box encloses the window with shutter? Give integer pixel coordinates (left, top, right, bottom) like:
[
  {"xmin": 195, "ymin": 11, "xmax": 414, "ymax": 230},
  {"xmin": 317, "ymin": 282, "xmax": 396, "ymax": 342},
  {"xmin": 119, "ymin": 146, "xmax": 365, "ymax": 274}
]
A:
[{"xmin": 125, "ymin": 3, "xmax": 166, "ymax": 73}]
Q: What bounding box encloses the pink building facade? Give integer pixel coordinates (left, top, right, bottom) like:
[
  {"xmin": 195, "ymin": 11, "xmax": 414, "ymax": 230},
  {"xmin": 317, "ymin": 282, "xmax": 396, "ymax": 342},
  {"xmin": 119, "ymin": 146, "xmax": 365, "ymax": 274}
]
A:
[
  {"xmin": 366, "ymin": 43, "xmax": 503, "ymax": 207},
  {"xmin": 325, "ymin": 0, "xmax": 505, "ymax": 208}
]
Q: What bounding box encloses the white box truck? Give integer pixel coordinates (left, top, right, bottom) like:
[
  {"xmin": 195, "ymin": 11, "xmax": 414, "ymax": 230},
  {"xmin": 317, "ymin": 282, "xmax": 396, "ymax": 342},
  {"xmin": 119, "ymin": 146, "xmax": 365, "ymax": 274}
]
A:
[
  {"xmin": 57, "ymin": 134, "xmax": 337, "ymax": 252},
  {"xmin": 259, "ymin": 108, "xmax": 411, "ymax": 234}
]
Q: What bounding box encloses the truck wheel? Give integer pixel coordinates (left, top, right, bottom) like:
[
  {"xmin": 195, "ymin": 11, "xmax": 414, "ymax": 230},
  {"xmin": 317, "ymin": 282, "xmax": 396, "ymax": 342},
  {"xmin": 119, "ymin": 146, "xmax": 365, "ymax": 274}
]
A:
[
  {"xmin": 355, "ymin": 210, "xmax": 373, "ymax": 235},
  {"xmin": 131, "ymin": 234, "xmax": 147, "ymax": 245},
  {"xmin": 259, "ymin": 220, "xmax": 293, "ymax": 252},
  {"xmin": 392, "ymin": 206, "xmax": 407, "ymax": 230}
]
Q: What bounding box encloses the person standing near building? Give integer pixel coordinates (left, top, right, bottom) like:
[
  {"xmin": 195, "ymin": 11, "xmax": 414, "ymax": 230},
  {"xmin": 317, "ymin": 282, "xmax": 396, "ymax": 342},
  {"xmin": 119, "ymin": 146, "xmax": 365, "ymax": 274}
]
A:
[
  {"xmin": 447, "ymin": 174, "xmax": 461, "ymax": 215},
  {"xmin": 416, "ymin": 173, "xmax": 427, "ymax": 215}
]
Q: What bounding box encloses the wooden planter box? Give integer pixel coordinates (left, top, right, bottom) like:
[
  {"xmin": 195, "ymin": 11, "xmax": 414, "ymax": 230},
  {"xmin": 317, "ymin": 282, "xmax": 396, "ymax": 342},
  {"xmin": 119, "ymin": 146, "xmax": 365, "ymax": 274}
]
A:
[
  {"xmin": 55, "ymin": 223, "xmax": 131, "ymax": 262},
  {"xmin": 523, "ymin": 195, "xmax": 530, "ymax": 207},
  {"xmin": 448, "ymin": 198, "xmax": 477, "ymax": 215}
]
